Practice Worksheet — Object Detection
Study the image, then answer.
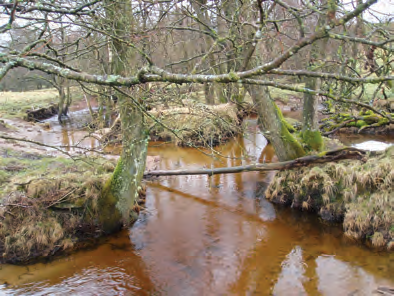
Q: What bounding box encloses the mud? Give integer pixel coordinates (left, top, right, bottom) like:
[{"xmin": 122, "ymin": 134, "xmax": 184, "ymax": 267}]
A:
[{"xmin": 24, "ymin": 104, "xmax": 59, "ymax": 122}]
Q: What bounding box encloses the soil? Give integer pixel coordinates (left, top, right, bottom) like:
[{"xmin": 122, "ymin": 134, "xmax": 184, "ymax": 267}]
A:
[{"xmin": 24, "ymin": 104, "xmax": 59, "ymax": 122}]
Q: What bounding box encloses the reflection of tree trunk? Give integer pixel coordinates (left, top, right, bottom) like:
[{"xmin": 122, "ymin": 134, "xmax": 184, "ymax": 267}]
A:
[
  {"xmin": 303, "ymin": 255, "xmax": 319, "ymax": 295},
  {"xmin": 247, "ymin": 85, "xmax": 305, "ymax": 161},
  {"xmin": 229, "ymin": 223, "xmax": 296, "ymax": 294}
]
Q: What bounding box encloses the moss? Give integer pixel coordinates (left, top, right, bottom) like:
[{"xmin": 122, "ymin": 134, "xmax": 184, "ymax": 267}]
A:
[
  {"xmin": 361, "ymin": 114, "xmax": 381, "ymax": 124},
  {"xmin": 274, "ymin": 104, "xmax": 305, "ymax": 158},
  {"xmin": 301, "ymin": 129, "xmax": 324, "ymax": 151},
  {"xmin": 284, "ymin": 119, "xmax": 296, "ymax": 133},
  {"xmin": 378, "ymin": 117, "xmax": 389, "ymax": 125},
  {"xmin": 356, "ymin": 120, "xmax": 367, "ymax": 128},
  {"xmin": 98, "ymin": 173, "xmax": 123, "ymax": 233},
  {"xmin": 0, "ymin": 170, "xmax": 11, "ymax": 185},
  {"xmin": 228, "ymin": 71, "xmax": 240, "ymax": 81}
]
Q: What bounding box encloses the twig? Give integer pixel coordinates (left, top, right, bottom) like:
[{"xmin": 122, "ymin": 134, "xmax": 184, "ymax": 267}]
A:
[{"xmin": 46, "ymin": 188, "xmax": 77, "ymax": 208}]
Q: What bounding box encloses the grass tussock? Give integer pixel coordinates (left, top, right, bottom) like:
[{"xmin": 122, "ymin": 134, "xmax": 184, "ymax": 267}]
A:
[
  {"xmin": 97, "ymin": 102, "xmax": 243, "ymax": 147},
  {"xmin": 0, "ymin": 148, "xmax": 120, "ymax": 263},
  {"xmin": 148, "ymin": 103, "xmax": 242, "ymax": 146},
  {"xmin": 265, "ymin": 146, "xmax": 394, "ymax": 250}
]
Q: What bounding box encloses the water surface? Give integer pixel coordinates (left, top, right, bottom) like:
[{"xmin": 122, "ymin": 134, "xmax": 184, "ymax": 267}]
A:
[{"xmin": 1, "ymin": 117, "xmax": 393, "ymax": 295}]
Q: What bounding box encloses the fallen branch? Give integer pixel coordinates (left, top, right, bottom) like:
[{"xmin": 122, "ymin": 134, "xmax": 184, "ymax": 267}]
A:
[{"xmin": 144, "ymin": 147, "xmax": 367, "ymax": 177}]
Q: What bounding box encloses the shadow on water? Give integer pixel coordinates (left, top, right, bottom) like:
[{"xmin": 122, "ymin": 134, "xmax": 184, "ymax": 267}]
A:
[{"xmin": 0, "ymin": 116, "xmax": 393, "ymax": 295}]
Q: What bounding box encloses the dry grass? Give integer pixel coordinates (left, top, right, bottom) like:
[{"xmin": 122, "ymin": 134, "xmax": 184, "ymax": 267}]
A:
[
  {"xmin": 97, "ymin": 102, "xmax": 243, "ymax": 147},
  {"xmin": 265, "ymin": 146, "xmax": 394, "ymax": 250},
  {"xmin": 0, "ymin": 148, "xmax": 119, "ymax": 263},
  {"xmin": 148, "ymin": 103, "xmax": 242, "ymax": 146}
]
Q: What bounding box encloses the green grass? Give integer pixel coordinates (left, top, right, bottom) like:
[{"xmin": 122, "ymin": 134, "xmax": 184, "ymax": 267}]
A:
[
  {"xmin": 0, "ymin": 87, "xmax": 84, "ymax": 119},
  {"xmin": 0, "ymin": 148, "xmax": 116, "ymax": 198}
]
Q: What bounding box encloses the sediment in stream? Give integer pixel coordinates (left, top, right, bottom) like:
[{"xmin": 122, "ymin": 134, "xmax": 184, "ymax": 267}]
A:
[{"xmin": 265, "ymin": 146, "xmax": 394, "ymax": 250}]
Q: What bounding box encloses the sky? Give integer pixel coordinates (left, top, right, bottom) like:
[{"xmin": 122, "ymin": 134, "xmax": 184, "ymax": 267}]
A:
[{"xmin": 361, "ymin": 0, "xmax": 394, "ymax": 21}]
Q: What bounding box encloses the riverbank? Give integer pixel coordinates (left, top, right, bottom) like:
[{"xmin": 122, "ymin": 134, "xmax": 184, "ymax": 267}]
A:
[
  {"xmin": 0, "ymin": 146, "xmax": 161, "ymax": 264},
  {"xmin": 266, "ymin": 146, "xmax": 394, "ymax": 250},
  {"xmin": 0, "ymin": 94, "xmax": 393, "ymax": 265}
]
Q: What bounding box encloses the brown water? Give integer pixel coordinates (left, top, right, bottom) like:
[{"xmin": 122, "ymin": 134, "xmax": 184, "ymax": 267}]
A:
[{"xmin": 1, "ymin": 116, "xmax": 393, "ymax": 295}]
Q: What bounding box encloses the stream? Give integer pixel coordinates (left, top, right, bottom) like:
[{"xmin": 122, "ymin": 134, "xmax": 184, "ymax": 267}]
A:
[{"xmin": 0, "ymin": 109, "xmax": 393, "ymax": 295}]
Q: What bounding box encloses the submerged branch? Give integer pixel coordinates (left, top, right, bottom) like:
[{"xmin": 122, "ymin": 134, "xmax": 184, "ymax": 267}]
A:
[{"xmin": 144, "ymin": 148, "xmax": 367, "ymax": 177}]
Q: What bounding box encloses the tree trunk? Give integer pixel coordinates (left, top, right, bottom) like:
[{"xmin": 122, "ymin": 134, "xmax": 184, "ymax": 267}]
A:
[
  {"xmin": 57, "ymin": 78, "xmax": 66, "ymax": 123},
  {"xmin": 204, "ymin": 83, "xmax": 215, "ymax": 105},
  {"xmin": 191, "ymin": 0, "xmax": 226, "ymax": 104},
  {"xmin": 99, "ymin": 99, "xmax": 148, "ymax": 233},
  {"xmin": 98, "ymin": 0, "xmax": 148, "ymax": 232},
  {"xmin": 63, "ymin": 85, "xmax": 71, "ymax": 116},
  {"xmin": 248, "ymin": 85, "xmax": 305, "ymax": 161},
  {"xmin": 301, "ymin": 0, "xmax": 334, "ymax": 151},
  {"xmin": 302, "ymin": 78, "xmax": 323, "ymax": 151}
]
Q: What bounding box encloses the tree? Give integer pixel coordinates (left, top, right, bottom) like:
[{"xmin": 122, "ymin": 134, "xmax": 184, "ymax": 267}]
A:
[{"xmin": 0, "ymin": 0, "xmax": 392, "ymax": 231}]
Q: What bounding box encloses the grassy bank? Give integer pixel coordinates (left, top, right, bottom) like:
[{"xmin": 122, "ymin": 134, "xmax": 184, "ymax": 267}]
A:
[
  {"xmin": 0, "ymin": 148, "xmax": 129, "ymax": 263},
  {"xmin": 0, "ymin": 87, "xmax": 83, "ymax": 119},
  {"xmin": 97, "ymin": 103, "xmax": 244, "ymax": 147},
  {"xmin": 265, "ymin": 146, "xmax": 394, "ymax": 250}
]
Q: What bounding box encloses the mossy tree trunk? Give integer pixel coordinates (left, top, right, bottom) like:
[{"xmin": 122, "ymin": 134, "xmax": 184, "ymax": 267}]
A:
[
  {"xmin": 302, "ymin": 78, "xmax": 323, "ymax": 151},
  {"xmin": 248, "ymin": 85, "xmax": 306, "ymax": 161},
  {"xmin": 301, "ymin": 0, "xmax": 334, "ymax": 151},
  {"xmin": 242, "ymin": 3, "xmax": 305, "ymax": 162},
  {"xmin": 98, "ymin": 0, "xmax": 148, "ymax": 233}
]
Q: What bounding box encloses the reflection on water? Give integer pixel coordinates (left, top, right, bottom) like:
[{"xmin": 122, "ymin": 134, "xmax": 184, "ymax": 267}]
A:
[
  {"xmin": 335, "ymin": 134, "xmax": 394, "ymax": 151},
  {"xmin": 1, "ymin": 118, "xmax": 393, "ymax": 295},
  {"xmin": 32, "ymin": 100, "xmax": 101, "ymax": 151},
  {"xmin": 352, "ymin": 140, "xmax": 392, "ymax": 151}
]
